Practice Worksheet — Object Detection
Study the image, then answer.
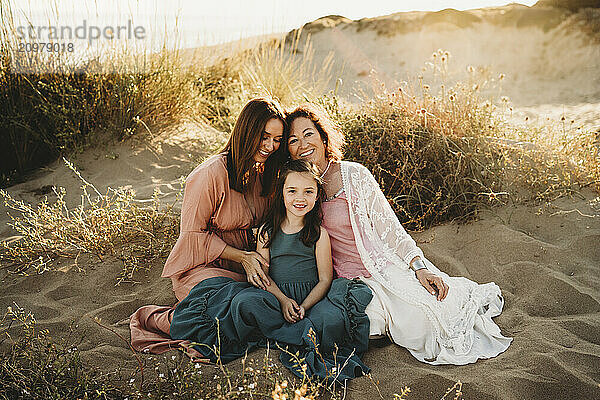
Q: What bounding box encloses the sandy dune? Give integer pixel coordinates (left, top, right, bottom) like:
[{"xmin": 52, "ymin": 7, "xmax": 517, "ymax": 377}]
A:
[
  {"xmin": 1, "ymin": 2, "xmax": 600, "ymax": 399},
  {"xmin": 290, "ymin": 4, "xmax": 600, "ymax": 131}
]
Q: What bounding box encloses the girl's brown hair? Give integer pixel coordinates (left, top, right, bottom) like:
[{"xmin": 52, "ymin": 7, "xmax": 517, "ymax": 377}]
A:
[
  {"xmin": 285, "ymin": 103, "xmax": 345, "ymax": 162},
  {"xmin": 221, "ymin": 98, "xmax": 286, "ymax": 195},
  {"xmin": 259, "ymin": 159, "xmax": 325, "ymax": 248}
]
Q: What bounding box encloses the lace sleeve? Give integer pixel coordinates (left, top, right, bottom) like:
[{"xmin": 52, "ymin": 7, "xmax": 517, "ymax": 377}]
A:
[{"xmin": 356, "ymin": 164, "xmax": 424, "ymax": 269}]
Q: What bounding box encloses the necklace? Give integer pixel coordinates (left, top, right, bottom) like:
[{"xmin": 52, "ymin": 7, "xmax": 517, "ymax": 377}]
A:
[
  {"xmin": 319, "ymin": 160, "xmax": 332, "ymax": 179},
  {"xmin": 324, "ymin": 187, "xmax": 344, "ymax": 202}
]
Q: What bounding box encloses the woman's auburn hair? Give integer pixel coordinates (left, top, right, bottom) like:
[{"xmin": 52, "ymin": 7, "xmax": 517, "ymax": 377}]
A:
[
  {"xmin": 259, "ymin": 159, "xmax": 325, "ymax": 248},
  {"xmin": 285, "ymin": 103, "xmax": 345, "ymax": 162},
  {"xmin": 221, "ymin": 97, "xmax": 287, "ymax": 195}
]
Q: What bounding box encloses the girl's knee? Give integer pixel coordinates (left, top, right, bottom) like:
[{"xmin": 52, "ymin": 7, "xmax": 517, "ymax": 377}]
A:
[{"xmin": 231, "ymin": 288, "xmax": 276, "ymax": 313}]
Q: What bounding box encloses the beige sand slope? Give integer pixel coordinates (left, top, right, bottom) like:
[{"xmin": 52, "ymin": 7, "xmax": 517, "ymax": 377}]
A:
[
  {"xmin": 290, "ymin": 4, "xmax": 600, "ymax": 131},
  {"xmin": 1, "ymin": 3, "xmax": 600, "ymax": 400}
]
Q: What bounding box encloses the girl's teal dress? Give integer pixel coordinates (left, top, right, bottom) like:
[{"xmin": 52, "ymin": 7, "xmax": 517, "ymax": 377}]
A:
[
  {"xmin": 170, "ymin": 228, "xmax": 373, "ymax": 381},
  {"xmin": 268, "ymin": 228, "xmax": 322, "ymax": 306}
]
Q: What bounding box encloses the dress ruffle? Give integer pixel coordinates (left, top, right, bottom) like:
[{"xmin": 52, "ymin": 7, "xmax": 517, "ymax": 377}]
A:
[
  {"xmin": 170, "ymin": 277, "xmax": 256, "ymax": 362},
  {"xmin": 280, "ymin": 278, "xmax": 373, "ymax": 381},
  {"xmin": 170, "ymin": 277, "xmax": 373, "ymax": 382},
  {"xmin": 326, "ymin": 278, "xmax": 372, "ymax": 352}
]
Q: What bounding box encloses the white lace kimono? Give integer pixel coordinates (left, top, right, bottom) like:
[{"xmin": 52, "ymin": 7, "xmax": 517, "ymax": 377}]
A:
[{"xmin": 340, "ymin": 161, "xmax": 512, "ymax": 365}]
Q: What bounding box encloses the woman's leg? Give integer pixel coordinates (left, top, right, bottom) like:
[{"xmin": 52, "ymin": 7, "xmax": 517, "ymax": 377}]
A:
[
  {"xmin": 360, "ymin": 261, "xmax": 512, "ymax": 365},
  {"xmin": 363, "ymin": 290, "xmax": 387, "ymax": 338},
  {"xmin": 130, "ymin": 305, "xmax": 180, "ymax": 354},
  {"xmin": 361, "ymin": 276, "xmax": 434, "ymax": 358}
]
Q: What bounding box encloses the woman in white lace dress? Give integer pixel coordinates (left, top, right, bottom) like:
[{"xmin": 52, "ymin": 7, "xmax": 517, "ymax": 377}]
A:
[{"xmin": 282, "ymin": 104, "xmax": 512, "ymax": 365}]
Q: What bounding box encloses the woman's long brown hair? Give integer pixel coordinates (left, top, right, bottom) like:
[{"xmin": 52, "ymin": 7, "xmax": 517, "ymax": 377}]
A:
[
  {"xmin": 221, "ymin": 97, "xmax": 286, "ymax": 195},
  {"xmin": 259, "ymin": 159, "xmax": 325, "ymax": 248}
]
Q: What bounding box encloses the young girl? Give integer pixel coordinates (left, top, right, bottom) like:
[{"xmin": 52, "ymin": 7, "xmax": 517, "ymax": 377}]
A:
[{"xmin": 257, "ymin": 159, "xmax": 333, "ymax": 323}]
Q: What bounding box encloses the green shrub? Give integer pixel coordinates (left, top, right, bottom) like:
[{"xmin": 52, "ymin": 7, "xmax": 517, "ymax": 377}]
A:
[
  {"xmin": 0, "ymin": 159, "xmax": 181, "ymax": 282},
  {"xmin": 337, "ymin": 98, "xmax": 506, "ymax": 231}
]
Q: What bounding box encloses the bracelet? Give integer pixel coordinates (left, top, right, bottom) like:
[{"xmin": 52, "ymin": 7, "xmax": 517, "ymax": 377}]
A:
[{"xmin": 410, "ymin": 258, "xmax": 427, "ymax": 272}]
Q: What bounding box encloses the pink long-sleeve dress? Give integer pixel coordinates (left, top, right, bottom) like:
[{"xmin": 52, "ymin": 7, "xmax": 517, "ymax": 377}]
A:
[{"xmin": 129, "ymin": 154, "xmax": 270, "ymax": 354}]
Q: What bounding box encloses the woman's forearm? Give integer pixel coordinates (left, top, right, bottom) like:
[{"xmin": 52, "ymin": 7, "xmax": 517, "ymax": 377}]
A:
[
  {"xmin": 220, "ymin": 244, "xmax": 246, "ymax": 263},
  {"xmin": 300, "ymin": 280, "xmax": 331, "ymax": 311},
  {"xmin": 222, "ymin": 244, "xmax": 271, "ymax": 288}
]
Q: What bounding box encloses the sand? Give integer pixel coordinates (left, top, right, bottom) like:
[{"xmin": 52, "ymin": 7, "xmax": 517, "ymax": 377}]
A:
[
  {"xmin": 1, "ymin": 131, "xmax": 598, "ymax": 398},
  {"xmin": 291, "ymin": 4, "xmax": 600, "ymax": 132},
  {"xmin": 1, "ymin": 3, "xmax": 600, "ymax": 399}
]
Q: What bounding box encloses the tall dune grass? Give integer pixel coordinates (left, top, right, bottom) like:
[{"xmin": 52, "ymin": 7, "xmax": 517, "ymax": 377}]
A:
[
  {"xmin": 241, "ymin": 32, "xmax": 334, "ymax": 105},
  {"xmin": 189, "ymin": 32, "xmax": 334, "ymax": 133},
  {"xmin": 0, "ymin": 3, "xmax": 200, "ymax": 187},
  {"xmin": 323, "ymin": 49, "xmax": 599, "ymax": 230},
  {"xmin": 0, "ymin": 1, "xmax": 331, "ymax": 187}
]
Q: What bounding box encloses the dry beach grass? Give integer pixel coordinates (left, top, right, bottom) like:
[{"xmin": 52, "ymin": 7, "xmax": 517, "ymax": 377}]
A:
[{"xmin": 1, "ymin": 1, "xmax": 599, "ymax": 399}]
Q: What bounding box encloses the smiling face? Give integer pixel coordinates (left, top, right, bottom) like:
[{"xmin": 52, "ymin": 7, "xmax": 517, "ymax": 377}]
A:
[
  {"xmin": 253, "ymin": 118, "xmax": 284, "ymax": 163},
  {"xmin": 287, "ymin": 117, "xmax": 327, "ymax": 169},
  {"xmin": 282, "ymin": 171, "xmax": 318, "ymax": 219}
]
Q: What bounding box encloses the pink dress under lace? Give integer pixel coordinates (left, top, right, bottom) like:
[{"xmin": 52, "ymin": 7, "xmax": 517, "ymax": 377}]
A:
[{"xmin": 321, "ymin": 192, "xmax": 371, "ymax": 279}]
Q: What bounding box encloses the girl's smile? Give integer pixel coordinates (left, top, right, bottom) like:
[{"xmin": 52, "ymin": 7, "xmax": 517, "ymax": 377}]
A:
[{"xmin": 283, "ymin": 171, "xmax": 318, "ymax": 220}]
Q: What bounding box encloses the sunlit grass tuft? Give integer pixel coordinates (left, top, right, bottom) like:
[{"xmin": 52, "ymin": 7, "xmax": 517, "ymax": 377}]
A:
[
  {"xmin": 318, "ymin": 49, "xmax": 599, "ymax": 230},
  {"xmin": 0, "ymin": 158, "xmax": 181, "ymax": 283}
]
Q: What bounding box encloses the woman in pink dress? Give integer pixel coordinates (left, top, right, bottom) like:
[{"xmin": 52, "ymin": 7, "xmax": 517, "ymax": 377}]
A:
[
  {"xmin": 129, "ymin": 98, "xmax": 372, "ymax": 381},
  {"xmin": 282, "ymin": 103, "xmax": 512, "ymax": 365},
  {"xmin": 129, "ymin": 97, "xmax": 286, "ymax": 354}
]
